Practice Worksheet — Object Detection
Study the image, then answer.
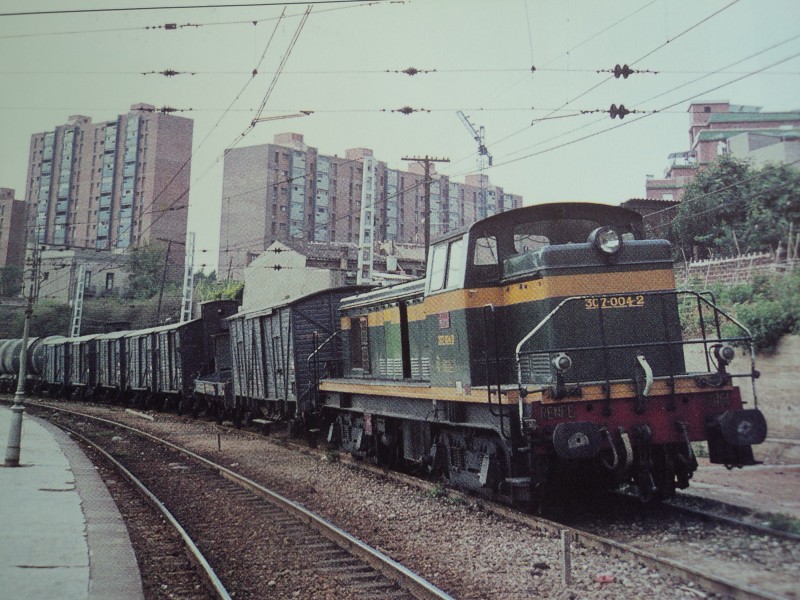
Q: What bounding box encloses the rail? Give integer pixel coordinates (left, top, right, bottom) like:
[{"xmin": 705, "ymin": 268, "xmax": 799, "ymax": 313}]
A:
[
  {"xmin": 44, "ymin": 405, "xmax": 454, "ymax": 600},
  {"xmin": 63, "ymin": 425, "xmax": 232, "ymax": 600}
]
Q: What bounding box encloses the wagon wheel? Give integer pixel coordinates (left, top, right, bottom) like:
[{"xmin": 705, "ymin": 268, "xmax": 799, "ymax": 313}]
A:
[{"xmin": 189, "ymin": 393, "xmax": 200, "ymax": 418}]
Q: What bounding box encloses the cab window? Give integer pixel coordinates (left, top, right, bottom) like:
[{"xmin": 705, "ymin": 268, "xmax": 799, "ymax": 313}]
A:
[{"xmin": 428, "ymin": 236, "xmax": 466, "ymax": 293}]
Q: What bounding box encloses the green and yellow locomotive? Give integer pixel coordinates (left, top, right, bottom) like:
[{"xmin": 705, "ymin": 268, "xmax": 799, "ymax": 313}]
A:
[{"xmin": 317, "ymin": 202, "xmax": 766, "ymax": 505}]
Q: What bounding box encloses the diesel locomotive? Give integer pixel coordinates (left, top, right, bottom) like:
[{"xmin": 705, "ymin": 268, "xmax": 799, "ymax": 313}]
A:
[
  {"xmin": 0, "ymin": 202, "xmax": 767, "ymax": 506},
  {"xmin": 312, "ymin": 202, "xmax": 766, "ymax": 504}
]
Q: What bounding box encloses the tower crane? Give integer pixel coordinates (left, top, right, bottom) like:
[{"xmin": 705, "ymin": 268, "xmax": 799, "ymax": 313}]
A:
[{"xmin": 457, "ymin": 111, "xmax": 493, "ymax": 171}]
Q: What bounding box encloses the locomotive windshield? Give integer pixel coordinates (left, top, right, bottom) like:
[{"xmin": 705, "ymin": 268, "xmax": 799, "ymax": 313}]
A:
[
  {"xmin": 463, "ymin": 203, "xmax": 644, "ymax": 285},
  {"xmin": 512, "ymin": 218, "xmax": 638, "ymax": 252}
]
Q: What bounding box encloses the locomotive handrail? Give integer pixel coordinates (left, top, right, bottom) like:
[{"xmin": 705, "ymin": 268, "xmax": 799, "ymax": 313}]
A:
[{"xmin": 514, "ymin": 290, "xmax": 759, "ymax": 407}]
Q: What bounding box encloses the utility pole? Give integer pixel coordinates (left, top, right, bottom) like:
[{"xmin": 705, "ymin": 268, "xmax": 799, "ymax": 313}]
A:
[
  {"xmin": 155, "ymin": 240, "xmax": 173, "ymax": 325},
  {"xmin": 5, "ymin": 244, "xmax": 40, "ymax": 467},
  {"xmin": 401, "ymin": 155, "xmax": 449, "ymax": 256}
]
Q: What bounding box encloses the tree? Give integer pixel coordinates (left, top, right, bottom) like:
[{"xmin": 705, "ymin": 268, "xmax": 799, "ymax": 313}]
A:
[
  {"xmin": 124, "ymin": 243, "xmax": 169, "ymax": 299},
  {"xmin": 671, "ymin": 157, "xmax": 800, "ymax": 260},
  {"xmin": 0, "ymin": 265, "xmax": 23, "ymax": 297},
  {"xmin": 194, "ymin": 270, "xmax": 244, "ymax": 303}
]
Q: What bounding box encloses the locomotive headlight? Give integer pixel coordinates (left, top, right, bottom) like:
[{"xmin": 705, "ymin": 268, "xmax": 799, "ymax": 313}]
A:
[
  {"xmin": 713, "ymin": 343, "xmax": 736, "ymax": 365},
  {"xmin": 552, "ymin": 352, "xmax": 572, "ymax": 373},
  {"xmin": 588, "ymin": 226, "xmax": 623, "ymax": 256}
]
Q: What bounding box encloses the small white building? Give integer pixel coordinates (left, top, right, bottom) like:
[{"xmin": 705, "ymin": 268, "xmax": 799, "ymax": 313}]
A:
[{"xmin": 241, "ymin": 240, "xmax": 426, "ymax": 312}]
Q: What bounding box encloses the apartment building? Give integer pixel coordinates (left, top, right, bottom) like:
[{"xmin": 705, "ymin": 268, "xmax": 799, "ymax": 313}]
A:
[
  {"xmin": 219, "ymin": 133, "xmax": 522, "ymax": 279},
  {"xmin": 24, "ymin": 104, "xmax": 193, "ymax": 269},
  {"xmin": 646, "ymin": 102, "xmax": 800, "ymax": 202},
  {"xmin": 0, "ymin": 188, "xmax": 26, "ymax": 270}
]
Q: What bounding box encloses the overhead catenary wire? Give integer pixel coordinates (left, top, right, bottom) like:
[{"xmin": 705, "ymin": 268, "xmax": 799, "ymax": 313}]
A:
[
  {"xmin": 0, "ymin": 1, "xmax": 383, "ymax": 39},
  {"xmin": 473, "ymin": 0, "xmax": 744, "ymax": 168},
  {"xmin": 14, "ymin": 1, "xmax": 800, "ymax": 282},
  {"xmin": 0, "ymin": 0, "xmax": 384, "ymax": 18},
  {"xmin": 25, "ymin": 3, "xmax": 315, "ymax": 283},
  {"xmin": 481, "ymin": 49, "xmax": 800, "ymax": 174}
]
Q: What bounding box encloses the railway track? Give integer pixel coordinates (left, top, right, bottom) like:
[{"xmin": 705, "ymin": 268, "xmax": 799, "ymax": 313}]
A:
[
  {"xmin": 34, "ymin": 404, "xmax": 453, "ymax": 600},
  {"xmin": 65, "ymin": 428, "xmax": 230, "ymax": 600},
  {"xmin": 18, "ymin": 398, "xmax": 799, "ymax": 599}
]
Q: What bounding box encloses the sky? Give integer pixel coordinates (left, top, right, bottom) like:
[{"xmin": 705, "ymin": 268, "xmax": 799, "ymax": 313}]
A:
[{"xmin": 1, "ymin": 0, "xmax": 799, "ymax": 273}]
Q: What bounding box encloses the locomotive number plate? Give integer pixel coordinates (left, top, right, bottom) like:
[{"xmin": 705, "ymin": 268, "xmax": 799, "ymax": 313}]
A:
[{"xmin": 584, "ymin": 295, "xmax": 645, "ymax": 310}]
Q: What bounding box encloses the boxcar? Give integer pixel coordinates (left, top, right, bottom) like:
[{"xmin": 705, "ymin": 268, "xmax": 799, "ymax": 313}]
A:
[
  {"xmin": 41, "ymin": 336, "xmax": 70, "ymax": 396},
  {"xmin": 228, "ymin": 287, "xmax": 370, "ymax": 427},
  {"xmin": 67, "ymin": 334, "xmax": 100, "ymax": 399},
  {"xmin": 95, "ymin": 330, "xmax": 130, "ymax": 401}
]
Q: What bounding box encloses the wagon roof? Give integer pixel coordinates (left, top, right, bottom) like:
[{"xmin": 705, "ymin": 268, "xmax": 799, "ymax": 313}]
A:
[
  {"xmin": 95, "ymin": 330, "xmax": 131, "ymax": 340},
  {"xmin": 340, "ymin": 278, "xmax": 425, "ymax": 310},
  {"xmin": 123, "ymin": 320, "xmax": 196, "ymax": 338},
  {"xmin": 228, "ymin": 284, "xmax": 374, "ymax": 320}
]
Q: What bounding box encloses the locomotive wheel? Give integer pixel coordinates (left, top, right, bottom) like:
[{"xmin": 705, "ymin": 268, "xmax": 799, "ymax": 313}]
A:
[{"xmin": 651, "ymin": 447, "xmax": 677, "ymax": 502}]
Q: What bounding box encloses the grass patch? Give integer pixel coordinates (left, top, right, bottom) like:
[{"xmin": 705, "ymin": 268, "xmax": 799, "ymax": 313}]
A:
[
  {"xmin": 692, "ymin": 441, "xmax": 709, "ymax": 458},
  {"xmin": 760, "ymin": 512, "xmax": 800, "ymax": 535},
  {"xmin": 425, "ymin": 483, "xmax": 449, "ymax": 500},
  {"xmin": 424, "ymin": 482, "xmax": 467, "ymax": 506}
]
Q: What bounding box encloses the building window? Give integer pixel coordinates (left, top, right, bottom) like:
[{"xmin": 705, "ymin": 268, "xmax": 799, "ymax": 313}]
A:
[{"xmin": 105, "ymin": 272, "xmax": 114, "ymax": 291}]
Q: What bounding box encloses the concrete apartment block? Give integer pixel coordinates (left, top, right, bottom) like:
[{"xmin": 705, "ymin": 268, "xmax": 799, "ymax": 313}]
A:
[{"xmin": 219, "ymin": 133, "xmax": 523, "ymax": 280}]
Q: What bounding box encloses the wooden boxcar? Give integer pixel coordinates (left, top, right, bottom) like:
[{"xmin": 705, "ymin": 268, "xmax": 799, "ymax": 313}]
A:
[
  {"xmin": 228, "ymin": 287, "xmax": 370, "ymax": 427},
  {"xmin": 67, "ymin": 334, "xmax": 101, "ymax": 399},
  {"xmin": 95, "ymin": 330, "xmax": 130, "ymax": 401},
  {"xmin": 41, "ymin": 336, "xmax": 70, "ymax": 395}
]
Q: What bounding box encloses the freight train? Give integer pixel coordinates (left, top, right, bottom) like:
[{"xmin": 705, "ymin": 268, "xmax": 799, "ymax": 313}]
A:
[{"xmin": 0, "ymin": 202, "xmax": 767, "ymax": 507}]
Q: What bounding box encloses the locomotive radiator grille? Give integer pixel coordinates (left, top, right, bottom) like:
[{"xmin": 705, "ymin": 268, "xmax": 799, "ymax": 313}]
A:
[
  {"xmin": 410, "ymin": 357, "xmax": 431, "ymax": 380},
  {"xmin": 519, "ymin": 353, "xmax": 552, "ymax": 385},
  {"xmin": 378, "ymin": 358, "xmax": 403, "ymax": 380}
]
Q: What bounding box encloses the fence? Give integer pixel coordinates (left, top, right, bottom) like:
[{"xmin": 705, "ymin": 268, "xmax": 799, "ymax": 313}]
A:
[{"xmin": 675, "ymin": 251, "xmax": 798, "ymax": 287}]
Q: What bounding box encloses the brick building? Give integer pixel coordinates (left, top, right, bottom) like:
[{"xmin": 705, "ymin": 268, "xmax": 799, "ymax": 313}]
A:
[
  {"xmin": 0, "ymin": 188, "xmax": 26, "ymax": 270},
  {"xmin": 218, "ymin": 133, "xmax": 522, "ymax": 280},
  {"xmin": 24, "ymin": 104, "xmax": 193, "ymax": 270},
  {"xmin": 646, "ymin": 102, "xmax": 800, "ymax": 202}
]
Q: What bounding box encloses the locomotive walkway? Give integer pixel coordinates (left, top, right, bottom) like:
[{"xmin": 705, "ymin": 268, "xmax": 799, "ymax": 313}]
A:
[{"xmin": 0, "ymin": 405, "xmax": 143, "ymax": 599}]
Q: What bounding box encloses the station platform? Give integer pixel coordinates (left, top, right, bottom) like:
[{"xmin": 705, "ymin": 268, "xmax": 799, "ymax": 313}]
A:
[{"xmin": 0, "ymin": 404, "xmax": 143, "ymax": 599}]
